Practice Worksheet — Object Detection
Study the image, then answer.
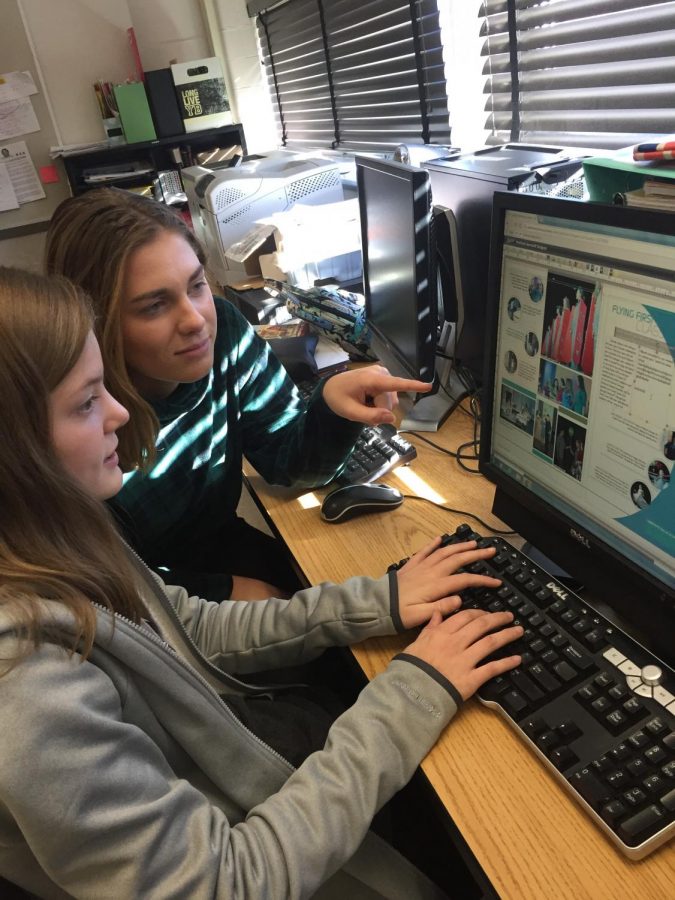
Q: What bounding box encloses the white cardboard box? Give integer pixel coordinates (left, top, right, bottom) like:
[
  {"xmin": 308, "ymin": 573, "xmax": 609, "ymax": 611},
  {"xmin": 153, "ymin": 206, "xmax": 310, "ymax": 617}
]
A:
[{"xmin": 225, "ymin": 199, "xmax": 362, "ymax": 288}]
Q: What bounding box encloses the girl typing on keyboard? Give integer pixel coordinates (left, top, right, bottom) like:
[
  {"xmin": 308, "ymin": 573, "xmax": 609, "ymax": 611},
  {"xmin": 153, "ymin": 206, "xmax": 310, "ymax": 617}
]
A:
[{"xmin": 0, "ymin": 266, "xmax": 524, "ymax": 898}]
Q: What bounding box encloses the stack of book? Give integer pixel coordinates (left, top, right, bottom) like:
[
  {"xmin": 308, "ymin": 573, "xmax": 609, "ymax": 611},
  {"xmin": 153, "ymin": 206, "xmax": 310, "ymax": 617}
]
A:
[{"xmin": 613, "ymin": 178, "xmax": 675, "ymax": 210}]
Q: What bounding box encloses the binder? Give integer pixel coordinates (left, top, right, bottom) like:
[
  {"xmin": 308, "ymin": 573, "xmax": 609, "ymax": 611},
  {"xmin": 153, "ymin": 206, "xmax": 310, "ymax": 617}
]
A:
[
  {"xmin": 113, "ymin": 82, "xmax": 157, "ymax": 144},
  {"xmin": 145, "ymin": 69, "xmax": 184, "ymax": 138}
]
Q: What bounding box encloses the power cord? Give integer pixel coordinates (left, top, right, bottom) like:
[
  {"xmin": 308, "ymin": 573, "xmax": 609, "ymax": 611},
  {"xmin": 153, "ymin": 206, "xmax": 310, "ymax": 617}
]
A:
[
  {"xmin": 403, "ymin": 430, "xmax": 480, "ymax": 473},
  {"xmin": 399, "ymin": 493, "xmax": 517, "ymax": 536}
]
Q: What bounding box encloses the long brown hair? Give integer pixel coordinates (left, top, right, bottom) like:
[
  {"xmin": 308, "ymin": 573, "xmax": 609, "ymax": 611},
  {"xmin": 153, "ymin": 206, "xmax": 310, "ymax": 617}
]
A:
[
  {"xmin": 0, "ymin": 267, "xmax": 145, "ymax": 669},
  {"xmin": 45, "ymin": 187, "xmax": 207, "ymax": 470}
]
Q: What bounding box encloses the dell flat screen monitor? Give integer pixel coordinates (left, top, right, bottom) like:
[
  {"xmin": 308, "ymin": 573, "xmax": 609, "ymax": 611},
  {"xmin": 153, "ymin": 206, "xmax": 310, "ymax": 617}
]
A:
[
  {"xmin": 481, "ymin": 191, "xmax": 675, "ymax": 665},
  {"xmin": 356, "ymin": 155, "xmax": 437, "ymax": 384}
]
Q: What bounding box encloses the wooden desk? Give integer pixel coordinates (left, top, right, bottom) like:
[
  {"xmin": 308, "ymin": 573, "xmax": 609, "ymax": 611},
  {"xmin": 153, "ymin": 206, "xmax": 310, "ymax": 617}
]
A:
[{"xmin": 244, "ymin": 410, "xmax": 674, "ymax": 900}]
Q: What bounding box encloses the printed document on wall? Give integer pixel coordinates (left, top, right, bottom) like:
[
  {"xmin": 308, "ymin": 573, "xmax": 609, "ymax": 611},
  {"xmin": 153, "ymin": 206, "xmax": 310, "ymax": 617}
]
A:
[
  {"xmin": 0, "ymin": 141, "xmax": 45, "ymax": 204},
  {"xmin": 0, "ymin": 71, "xmax": 38, "ymax": 103},
  {"xmin": 0, "ymin": 161, "xmax": 19, "ymax": 211},
  {"xmin": 0, "ymin": 96, "xmax": 40, "ymax": 140}
]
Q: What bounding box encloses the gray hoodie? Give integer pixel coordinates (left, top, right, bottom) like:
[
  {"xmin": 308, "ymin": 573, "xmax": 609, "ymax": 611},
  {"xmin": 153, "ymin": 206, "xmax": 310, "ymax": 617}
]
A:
[{"xmin": 0, "ymin": 553, "xmax": 458, "ymax": 899}]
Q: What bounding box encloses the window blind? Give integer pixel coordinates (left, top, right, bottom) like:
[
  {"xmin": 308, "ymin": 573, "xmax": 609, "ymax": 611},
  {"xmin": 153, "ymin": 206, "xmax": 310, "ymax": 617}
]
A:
[
  {"xmin": 479, "ymin": 0, "xmax": 675, "ymax": 149},
  {"xmin": 254, "ymin": 0, "xmax": 452, "ymax": 152}
]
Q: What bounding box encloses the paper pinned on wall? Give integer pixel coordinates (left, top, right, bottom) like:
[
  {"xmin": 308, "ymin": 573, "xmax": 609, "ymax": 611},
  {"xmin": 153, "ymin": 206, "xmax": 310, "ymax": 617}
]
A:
[
  {"xmin": 0, "ymin": 96, "xmax": 40, "ymax": 140},
  {"xmin": 0, "ymin": 70, "xmax": 38, "ymax": 103},
  {"xmin": 0, "ymin": 161, "xmax": 19, "ymax": 211},
  {"xmin": 0, "ymin": 141, "xmax": 45, "ymax": 204}
]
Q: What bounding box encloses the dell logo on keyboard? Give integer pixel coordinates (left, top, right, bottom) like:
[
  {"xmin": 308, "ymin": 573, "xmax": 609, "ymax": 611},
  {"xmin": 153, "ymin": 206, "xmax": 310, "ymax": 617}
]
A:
[
  {"xmin": 546, "ymin": 582, "xmax": 568, "ymax": 601},
  {"xmin": 569, "ymin": 527, "xmax": 591, "ymax": 549}
]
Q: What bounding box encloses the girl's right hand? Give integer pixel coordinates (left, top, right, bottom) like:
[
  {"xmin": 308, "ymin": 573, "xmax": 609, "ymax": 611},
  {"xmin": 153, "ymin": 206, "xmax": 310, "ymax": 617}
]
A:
[{"xmin": 403, "ymin": 609, "xmax": 522, "ymax": 700}]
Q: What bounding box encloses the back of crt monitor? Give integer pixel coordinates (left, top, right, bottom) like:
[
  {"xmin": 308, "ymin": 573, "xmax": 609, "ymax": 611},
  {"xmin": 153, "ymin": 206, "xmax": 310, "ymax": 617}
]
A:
[{"xmin": 182, "ymin": 151, "xmax": 343, "ymax": 286}]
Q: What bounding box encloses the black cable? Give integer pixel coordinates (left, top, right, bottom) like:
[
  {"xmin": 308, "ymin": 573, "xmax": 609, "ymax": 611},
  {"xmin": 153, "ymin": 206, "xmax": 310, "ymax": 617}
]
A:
[
  {"xmin": 399, "ymin": 430, "xmax": 480, "ymax": 474},
  {"xmin": 400, "ymin": 493, "xmax": 517, "ymax": 536}
]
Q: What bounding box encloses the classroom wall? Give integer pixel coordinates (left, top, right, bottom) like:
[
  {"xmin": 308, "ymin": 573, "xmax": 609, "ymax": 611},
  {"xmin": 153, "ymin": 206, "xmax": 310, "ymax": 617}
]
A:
[
  {"xmin": 18, "ymin": 0, "xmax": 276, "ymax": 153},
  {"xmin": 0, "ymin": 0, "xmax": 277, "ymax": 267}
]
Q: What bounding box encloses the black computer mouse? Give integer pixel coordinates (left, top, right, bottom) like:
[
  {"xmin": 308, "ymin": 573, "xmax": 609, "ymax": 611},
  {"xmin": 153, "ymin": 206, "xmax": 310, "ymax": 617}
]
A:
[{"xmin": 320, "ymin": 483, "xmax": 404, "ymax": 523}]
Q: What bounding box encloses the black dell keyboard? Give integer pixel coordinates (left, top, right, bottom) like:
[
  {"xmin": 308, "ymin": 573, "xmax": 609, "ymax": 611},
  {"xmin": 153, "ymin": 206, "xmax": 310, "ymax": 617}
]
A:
[
  {"xmin": 294, "ymin": 378, "xmax": 417, "ymax": 485},
  {"xmin": 393, "ymin": 523, "xmax": 675, "ymax": 859},
  {"xmin": 335, "ymin": 423, "xmax": 416, "ymax": 486}
]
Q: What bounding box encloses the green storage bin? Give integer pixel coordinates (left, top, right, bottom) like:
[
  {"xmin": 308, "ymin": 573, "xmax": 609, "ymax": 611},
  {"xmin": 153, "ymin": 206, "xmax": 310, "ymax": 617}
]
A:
[{"xmin": 583, "ymin": 152, "xmax": 675, "ymax": 203}]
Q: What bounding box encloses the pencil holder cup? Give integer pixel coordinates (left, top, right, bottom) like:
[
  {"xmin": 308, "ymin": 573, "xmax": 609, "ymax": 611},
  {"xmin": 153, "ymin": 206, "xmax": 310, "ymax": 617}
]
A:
[{"xmin": 103, "ymin": 115, "xmax": 125, "ymax": 145}]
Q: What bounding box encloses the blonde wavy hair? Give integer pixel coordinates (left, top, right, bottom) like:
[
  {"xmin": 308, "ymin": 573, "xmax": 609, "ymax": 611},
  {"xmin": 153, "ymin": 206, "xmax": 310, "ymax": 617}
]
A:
[
  {"xmin": 0, "ymin": 267, "xmax": 145, "ymax": 670},
  {"xmin": 45, "ymin": 187, "xmax": 207, "ymax": 470}
]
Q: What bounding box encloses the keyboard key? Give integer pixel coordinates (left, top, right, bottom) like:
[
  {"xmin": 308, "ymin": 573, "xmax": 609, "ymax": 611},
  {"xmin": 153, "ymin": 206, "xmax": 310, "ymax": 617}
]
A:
[
  {"xmin": 534, "ymin": 587, "xmax": 553, "ymax": 607},
  {"xmin": 627, "ymin": 731, "xmax": 649, "ymax": 750},
  {"xmin": 644, "ymin": 745, "xmax": 666, "ymax": 765},
  {"xmin": 643, "ymin": 774, "xmax": 666, "ymax": 795},
  {"xmin": 626, "ymin": 758, "xmax": 649, "ymax": 778},
  {"xmin": 491, "ymin": 552, "xmax": 510, "ymax": 569},
  {"xmin": 609, "ymin": 743, "xmax": 630, "ymax": 762},
  {"xmin": 576, "ymin": 684, "xmax": 597, "ymax": 704},
  {"xmin": 528, "ymin": 663, "xmax": 561, "ymax": 693},
  {"xmin": 619, "ymin": 804, "xmax": 667, "ymax": 840},
  {"xmin": 608, "ymin": 683, "xmax": 629, "ymax": 702},
  {"xmin": 622, "ymin": 697, "xmax": 646, "ymax": 718},
  {"xmin": 601, "ymin": 799, "xmax": 627, "ymax": 823},
  {"xmin": 661, "ymin": 787, "xmax": 675, "ymax": 811},
  {"xmin": 606, "ymin": 710, "xmax": 629, "ymax": 733},
  {"xmin": 645, "ymin": 717, "xmax": 667, "ymax": 737},
  {"xmin": 583, "ymin": 629, "xmax": 609, "ymax": 651},
  {"xmin": 510, "ymin": 670, "xmax": 545, "ymax": 703},
  {"xmin": 571, "ymin": 768, "xmax": 611, "ymax": 808},
  {"xmin": 594, "ymin": 671, "xmax": 614, "ymax": 689},
  {"xmin": 523, "ymin": 716, "xmax": 548, "ymax": 738},
  {"xmin": 502, "ymin": 690, "xmax": 528, "ymax": 715},
  {"xmin": 591, "ymin": 696, "xmax": 611, "ymax": 715},
  {"xmin": 622, "ymin": 786, "xmax": 646, "ymax": 807},
  {"xmin": 553, "ymin": 660, "xmax": 578, "ymax": 683},
  {"xmin": 592, "ymin": 756, "xmax": 612, "ymax": 774},
  {"xmin": 557, "ymin": 720, "xmax": 582, "ymax": 742},
  {"xmin": 479, "ymin": 675, "xmax": 510, "ymax": 700},
  {"xmin": 606, "ymin": 769, "xmax": 629, "ymax": 790},
  {"xmin": 536, "ymin": 730, "xmax": 560, "ymax": 754},
  {"xmin": 562, "ymin": 644, "xmax": 594, "ymax": 671},
  {"xmin": 550, "ymin": 746, "xmax": 578, "ymax": 770}
]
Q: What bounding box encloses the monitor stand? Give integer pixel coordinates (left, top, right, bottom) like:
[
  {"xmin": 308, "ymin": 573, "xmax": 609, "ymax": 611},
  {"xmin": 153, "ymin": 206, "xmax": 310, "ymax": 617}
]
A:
[{"xmin": 399, "ymin": 322, "xmax": 469, "ymax": 432}]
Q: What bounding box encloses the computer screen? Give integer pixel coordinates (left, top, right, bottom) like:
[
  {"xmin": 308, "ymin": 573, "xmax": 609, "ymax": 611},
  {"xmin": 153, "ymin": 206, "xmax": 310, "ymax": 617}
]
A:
[
  {"xmin": 480, "ymin": 191, "xmax": 675, "ymax": 666},
  {"xmin": 356, "ymin": 156, "xmax": 437, "ymax": 381},
  {"xmin": 356, "ymin": 156, "xmax": 466, "ymax": 430}
]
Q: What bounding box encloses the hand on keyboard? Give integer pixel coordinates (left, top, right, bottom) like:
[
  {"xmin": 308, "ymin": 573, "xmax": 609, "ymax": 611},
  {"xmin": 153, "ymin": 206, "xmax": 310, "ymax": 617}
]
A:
[
  {"xmin": 426, "ymin": 523, "xmax": 675, "ymax": 859},
  {"xmin": 396, "ymin": 535, "xmax": 502, "ymax": 629},
  {"xmin": 404, "ymin": 608, "xmax": 523, "ymax": 701}
]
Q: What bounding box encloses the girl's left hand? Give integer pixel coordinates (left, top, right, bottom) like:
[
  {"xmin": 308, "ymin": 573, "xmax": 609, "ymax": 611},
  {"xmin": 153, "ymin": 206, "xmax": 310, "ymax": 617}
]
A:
[{"xmin": 396, "ymin": 536, "xmax": 502, "ymax": 629}]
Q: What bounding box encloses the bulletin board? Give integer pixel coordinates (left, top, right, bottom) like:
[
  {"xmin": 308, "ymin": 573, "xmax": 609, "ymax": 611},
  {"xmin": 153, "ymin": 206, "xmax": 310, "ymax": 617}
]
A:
[{"xmin": 0, "ymin": 0, "xmax": 70, "ymax": 238}]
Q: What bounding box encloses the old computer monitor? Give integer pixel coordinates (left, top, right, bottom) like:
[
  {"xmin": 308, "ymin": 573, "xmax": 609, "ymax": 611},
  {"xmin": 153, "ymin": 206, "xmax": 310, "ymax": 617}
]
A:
[
  {"xmin": 481, "ymin": 191, "xmax": 675, "ymax": 666},
  {"xmin": 356, "ymin": 155, "xmax": 467, "ymax": 431}
]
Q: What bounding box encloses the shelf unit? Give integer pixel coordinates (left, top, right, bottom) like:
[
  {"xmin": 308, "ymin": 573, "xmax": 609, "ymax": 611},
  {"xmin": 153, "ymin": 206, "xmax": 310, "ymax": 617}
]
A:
[{"xmin": 61, "ymin": 124, "xmax": 247, "ymax": 196}]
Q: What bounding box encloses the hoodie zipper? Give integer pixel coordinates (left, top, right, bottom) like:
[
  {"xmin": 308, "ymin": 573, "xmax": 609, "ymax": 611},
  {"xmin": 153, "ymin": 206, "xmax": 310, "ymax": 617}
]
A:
[{"xmin": 90, "ymin": 568, "xmax": 295, "ymax": 773}]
